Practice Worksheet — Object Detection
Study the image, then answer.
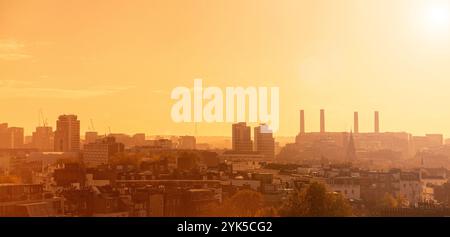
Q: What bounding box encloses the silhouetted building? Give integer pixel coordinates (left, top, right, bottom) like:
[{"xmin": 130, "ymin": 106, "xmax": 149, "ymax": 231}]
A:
[
  {"xmin": 61, "ymin": 186, "xmax": 128, "ymax": 216},
  {"xmin": 0, "ymin": 123, "xmax": 8, "ymax": 149},
  {"xmin": 83, "ymin": 136, "xmax": 125, "ymax": 167},
  {"xmin": 9, "ymin": 127, "xmax": 23, "ymax": 149},
  {"xmin": 32, "ymin": 126, "xmax": 53, "ymax": 151},
  {"xmin": 178, "ymin": 136, "xmax": 196, "ymax": 150},
  {"xmin": 0, "ymin": 184, "xmax": 64, "ymax": 217},
  {"xmin": 53, "ymin": 163, "xmax": 86, "ymax": 187},
  {"xmin": 54, "ymin": 115, "xmax": 80, "ymax": 152},
  {"xmin": 232, "ymin": 122, "xmax": 253, "ymax": 153},
  {"xmin": 0, "ymin": 124, "xmax": 24, "ymax": 149},
  {"xmin": 177, "ymin": 152, "xmax": 198, "ymax": 171},
  {"xmin": 84, "ymin": 131, "xmax": 98, "ymax": 145},
  {"xmin": 254, "ymin": 124, "xmax": 275, "ymax": 160},
  {"xmin": 411, "ymin": 134, "xmax": 443, "ymax": 154}
]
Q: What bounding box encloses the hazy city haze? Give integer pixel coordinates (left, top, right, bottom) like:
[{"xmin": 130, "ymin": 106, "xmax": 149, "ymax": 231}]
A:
[{"xmin": 1, "ymin": 0, "xmax": 450, "ymax": 136}]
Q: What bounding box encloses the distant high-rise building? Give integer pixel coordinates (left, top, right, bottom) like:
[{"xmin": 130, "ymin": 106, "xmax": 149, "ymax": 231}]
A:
[
  {"xmin": 32, "ymin": 126, "xmax": 54, "ymax": 151},
  {"xmin": 83, "ymin": 136, "xmax": 124, "ymax": 167},
  {"xmin": 254, "ymin": 124, "xmax": 275, "ymax": 159},
  {"xmin": 178, "ymin": 136, "xmax": 196, "ymax": 150},
  {"xmin": 354, "ymin": 112, "xmax": 359, "ymax": 134},
  {"xmin": 0, "ymin": 123, "xmax": 7, "ymax": 130},
  {"xmin": 0, "ymin": 124, "xmax": 24, "ymax": 149},
  {"xmin": 232, "ymin": 122, "xmax": 253, "ymax": 153},
  {"xmin": 0, "ymin": 123, "xmax": 8, "ymax": 149},
  {"xmin": 54, "ymin": 115, "xmax": 80, "ymax": 152},
  {"xmin": 84, "ymin": 131, "xmax": 98, "ymax": 145},
  {"xmin": 8, "ymin": 127, "xmax": 24, "ymax": 149},
  {"xmin": 320, "ymin": 109, "xmax": 325, "ymax": 133}
]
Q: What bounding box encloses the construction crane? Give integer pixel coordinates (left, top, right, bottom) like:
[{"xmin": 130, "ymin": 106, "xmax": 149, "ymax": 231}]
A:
[
  {"xmin": 88, "ymin": 119, "xmax": 95, "ymax": 131},
  {"xmin": 38, "ymin": 109, "xmax": 48, "ymax": 127}
]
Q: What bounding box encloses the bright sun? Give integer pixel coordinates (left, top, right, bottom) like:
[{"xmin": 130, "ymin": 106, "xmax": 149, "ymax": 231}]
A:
[{"xmin": 423, "ymin": 4, "xmax": 450, "ymax": 33}]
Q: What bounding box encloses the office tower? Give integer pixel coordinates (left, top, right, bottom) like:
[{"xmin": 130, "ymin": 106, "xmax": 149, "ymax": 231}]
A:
[
  {"xmin": 84, "ymin": 131, "xmax": 98, "ymax": 145},
  {"xmin": 54, "ymin": 115, "xmax": 80, "ymax": 152},
  {"xmin": 83, "ymin": 136, "xmax": 124, "ymax": 167},
  {"xmin": 354, "ymin": 112, "xmax": 359, "ymax": 134},
  {"xmin": 254, "ymin": 124, "xmax": 275, "ymax": 159},
  {"xmin": 374, "ymin": 111, "xmax": 379, "ymax": 133},
  {"xmin": 8, "ymin": 127, "xmax": 24, "ymax": 149},
  {"xmin": 0, "ymin": 123, "xmax": 8, "ymax": 148},
  {"xmin": 300, "ymin": 110, "xmax": 305, "ymax": 134},
  {"xmin": 32, "ymin": 126, "xmax": 54, "ymax": 151},
  {"xmin": 178, "ymin": 135, "xmax": 196, "ymax": 150},
  {"xmin": 320, "ymin": 109, "xmax": 325, "ymax": 133},
  {"xmin": 232, "ymin": 122, "xmax": 253, "ymax": 153},
  {"xmin": 0, "ymin": 124, "xmax": 24, "ymax": 149}
]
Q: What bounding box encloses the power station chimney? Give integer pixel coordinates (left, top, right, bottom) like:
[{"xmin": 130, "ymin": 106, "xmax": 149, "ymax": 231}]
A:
[
  {"xmin": 320, "ymin": 109, "xmax": 325, "ymax": 133},
  {"xmin": 300, "ymin": 110, "xmax": 305, "ymax": 134},
  {"xmin": 354, "ymin": 112, "xmax": 359, "ymax": 134},
  {"xmin": 374, "ymin": 111, "xmax": 379, "ymax": 133}
]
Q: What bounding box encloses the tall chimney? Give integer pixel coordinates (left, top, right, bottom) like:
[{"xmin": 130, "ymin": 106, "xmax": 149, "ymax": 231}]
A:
[
  {"xmin": 300, "ymin": 110, "xmax": 305, "ymax": 134},
  {"xmin": 320, "ymin": 109, "xmax": 325, "ymax": 133},
  {"xmin": 354, "ymin": 112, "xmax": 359, "ymax": 133},
  {"xmin": 374, "ymin": 111, "xmax": 379, "ymax": 133}
]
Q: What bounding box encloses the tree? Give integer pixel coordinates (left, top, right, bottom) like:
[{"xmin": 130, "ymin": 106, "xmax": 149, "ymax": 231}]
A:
[
  {"xmin": 255, "ymin": 207, "xmax": 279, "ymax": 217},
  {"xmin": 379, "ymin": 193, "xmax": 408, "ymax": 208},
  {"xmin": 279, "ymin": 182, "xmax": 353, "ymax": 217},
  {"xmin": 202, "ymin": 189, "xmax": 266, "ymax": 217},
  {"xmin": 379, "ymin": 193, "xmax": 398, "ymax": 208},
  {"xmin": 228, "ymin": 189, "xmax": 265, "ymax": 216},
  {"xmin": 109, "ymin": 152, "xmax": 142, "ymax": 167},
  {"xmin": 396, "ymin": 195, "xmax": 408, "ymax": 208}
]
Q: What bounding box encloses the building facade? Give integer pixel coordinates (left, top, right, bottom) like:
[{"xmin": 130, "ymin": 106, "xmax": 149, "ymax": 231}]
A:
[
  {"xmin": 254, "ymin": 124, "xmax": 275, "ymax": 159},
  {"xmin": 54, "ymin": 115, "xmax": 80, "ymax": 152},
  {"xmin": 232, "ymin": 122, "xmax": 253, "ymax": 153},
  {"xmin": 83, "ymin": 136, "xmax": 125, "ymax": 167}
]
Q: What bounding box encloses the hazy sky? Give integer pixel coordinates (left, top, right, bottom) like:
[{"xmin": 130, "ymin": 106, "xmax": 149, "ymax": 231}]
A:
[{"xmin": 1, "ymin": 0, "xmax": 450, "ymax": 137}]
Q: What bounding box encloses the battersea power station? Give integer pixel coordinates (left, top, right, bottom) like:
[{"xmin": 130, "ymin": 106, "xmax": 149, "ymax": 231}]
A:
[{"xmin": 278, "ymin": 110, "xmax": 443, "ymax": 164}]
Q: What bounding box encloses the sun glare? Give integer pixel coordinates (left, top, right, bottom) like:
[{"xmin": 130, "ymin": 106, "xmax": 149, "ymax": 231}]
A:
[{"xmin": 423, "ymin": 4, "xmax": 450, "ymax": 33}]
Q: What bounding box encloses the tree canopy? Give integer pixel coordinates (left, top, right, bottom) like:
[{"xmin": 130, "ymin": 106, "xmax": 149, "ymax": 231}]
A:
[{"xmin": 279, "ymin": 182, "xmax": 353, "ymax": 217}]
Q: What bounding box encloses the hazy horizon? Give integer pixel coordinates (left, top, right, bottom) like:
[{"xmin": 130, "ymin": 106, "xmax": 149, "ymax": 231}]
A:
[{"xmin": 1, "ymin": 0, "xmax": 450, "ymax": 137}]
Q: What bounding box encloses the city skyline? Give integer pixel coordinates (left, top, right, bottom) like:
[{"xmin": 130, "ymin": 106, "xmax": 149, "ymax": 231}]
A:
[
  {"xmin": 4, "ymin": 0, "xmax": 450, "ymax": 219},
  {"xmin": 1, "ymin": 0, "xmax": 450, "ymax": 136},
  {"xmin": 2, "ymin": 109, "xmax": 450, "ymax": 139},
  {"xmin": 0, "ymin": 109, "xmax": 450, "ymax": 139}
]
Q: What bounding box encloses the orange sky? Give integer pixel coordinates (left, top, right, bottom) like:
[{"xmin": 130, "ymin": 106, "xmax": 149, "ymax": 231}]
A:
[{"xmin": 1, "ymin": 0, "xmax": 450, "ymax": 137}]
